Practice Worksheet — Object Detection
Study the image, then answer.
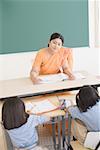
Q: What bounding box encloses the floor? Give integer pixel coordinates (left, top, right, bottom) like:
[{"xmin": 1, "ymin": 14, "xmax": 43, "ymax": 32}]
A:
[
  {"xmin": 38, "ymin": 124, "xmax": 69, "ymax": 150},
  {"xmin": 38, "ymin": 124, "xmax": 55, "ymax": 150}
]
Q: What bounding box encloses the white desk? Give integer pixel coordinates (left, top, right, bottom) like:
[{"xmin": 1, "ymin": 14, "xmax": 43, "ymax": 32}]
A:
[{"xmin": 0, "ymin": 71, "xmax": 100, "ymax": 99}]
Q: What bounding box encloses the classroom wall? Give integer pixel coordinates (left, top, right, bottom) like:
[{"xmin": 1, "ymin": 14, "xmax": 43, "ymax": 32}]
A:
[{"xmin": 0, "ymin": 47, "xmax": 99, "ymax": 80}]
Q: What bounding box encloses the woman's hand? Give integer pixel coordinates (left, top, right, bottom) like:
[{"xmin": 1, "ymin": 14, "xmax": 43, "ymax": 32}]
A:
[
  {"xmin": 30, "ymin": 69, "xmax": 43, "ymax": 84},
  {"xmin": 68, "ymin": 74, "xmax": 75, "ymax": 80},
  {"xmin": 63, "ymin": 67, "xmax": 75, "ymax": 80},
  {"xmin": 31, "ymin": 75, "xmax": 43, "ymax": 84},
  {"xmin": 33, "ymin": 78, "xmax": 43, "ymax": 84}
]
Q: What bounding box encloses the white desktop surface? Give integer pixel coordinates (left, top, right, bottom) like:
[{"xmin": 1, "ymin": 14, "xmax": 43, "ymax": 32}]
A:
[{"xmin": 0, "ymin": 71, "xmax": 100, "ymax": 99}]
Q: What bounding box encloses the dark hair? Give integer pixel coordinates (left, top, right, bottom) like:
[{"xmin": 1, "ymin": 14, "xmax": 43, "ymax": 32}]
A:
[
  {"xmin": 2, "ymin": 97, "xmax": 29, "ymax": 130},
  {"xmin": 76, "ymin": 85, "xmax": 100, "ymax": 112},
  {"xmin": 48, "ymin": 32, "xmax": 64, "ymax": 47}
]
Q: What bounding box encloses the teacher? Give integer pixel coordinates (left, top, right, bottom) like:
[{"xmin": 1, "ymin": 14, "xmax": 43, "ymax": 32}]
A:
[{"xmin": 30, "ymin": 32, "xmax": 75, "ymax": 83}]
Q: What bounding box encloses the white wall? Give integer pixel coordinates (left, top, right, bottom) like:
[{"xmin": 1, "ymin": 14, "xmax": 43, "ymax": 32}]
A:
[
  {"xmin": 0, "ymin": 51, "xmax": 36, "ymax": 80},
  {"xmin": 88, "ymin": 0, "xmax": 100, "ymax": 47},
  {"xmin": 0, "ymin": 47, "xmax": 99, "ymax": 80},
  {"xmin": 73, "ymin": 47, "xmax": 100, "ymax": 75}
]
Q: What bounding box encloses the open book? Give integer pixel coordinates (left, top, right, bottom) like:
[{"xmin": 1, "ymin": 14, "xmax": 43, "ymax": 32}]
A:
[
  {"xmin": 39, "ymin": 72, "xmax": 86, "ymax": 84},
  {"xmin": 25, "ymin": 99, "xmax": 59, "ymax": 114}
]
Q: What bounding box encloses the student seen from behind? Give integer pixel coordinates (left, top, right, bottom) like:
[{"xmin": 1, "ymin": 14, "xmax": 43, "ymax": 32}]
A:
[
  {"xmin": 68, "ymin": 85, "xmax": 100, "ymax": 131},
  {"xmin": 2, "ymin": 97, "xmax": 49, "ymax": 150}
]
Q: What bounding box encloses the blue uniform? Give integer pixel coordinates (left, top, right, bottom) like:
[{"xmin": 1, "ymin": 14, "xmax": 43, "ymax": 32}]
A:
[
  {"xmin": 68, "ymin": 100, "xmax": 100, "ymax": 131},
  {"xmin": 7, "ymin": 115, "xmax": 49, "ymax": 149}
]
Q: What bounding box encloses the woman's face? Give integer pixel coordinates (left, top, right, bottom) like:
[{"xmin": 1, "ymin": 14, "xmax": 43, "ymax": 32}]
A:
[{"xmin": 49, "ymin": 38, "xmax": 63, "ymax": 53}]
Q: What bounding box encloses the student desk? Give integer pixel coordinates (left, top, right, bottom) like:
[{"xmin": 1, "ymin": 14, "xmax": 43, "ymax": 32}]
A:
[
  {"xmin": 0, "ymin": 71, "xmax": 100, "ymax": 99},
  {"xmin": 24, "ymin": 94, "xmax": 71, "ymax": 150}
]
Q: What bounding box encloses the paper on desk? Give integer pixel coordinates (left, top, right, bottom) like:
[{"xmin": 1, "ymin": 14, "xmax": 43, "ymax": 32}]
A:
[
  {"xmin": 39, "ymin": 73, "xmax": 67, "ymax": 83},
  {"xmin": 39, "ymin": 72, "xmax": 86, "ymax": 83},
  {"xmin": 25, "ymin": 102, "xmax": 33, "ymax": 112},
  {"xmin": 74, "ymin": 72, "xmax": 86, "ymax": 79},
  {"xmin": 25, "ymin": 100, "xmax": 58, "ymax": 114}
]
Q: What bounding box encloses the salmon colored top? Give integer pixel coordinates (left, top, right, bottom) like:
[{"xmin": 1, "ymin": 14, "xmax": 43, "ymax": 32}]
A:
[{"xmin": 32, "ymin": 47, "xmax": 73, "ymax": 75}]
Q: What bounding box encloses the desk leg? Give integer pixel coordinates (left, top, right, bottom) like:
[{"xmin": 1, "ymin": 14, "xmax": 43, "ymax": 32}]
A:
[
  {"xmin": 57, "ymin": 116, "xmax": 61, "ymax": 150},
  {"xmin": 67, "ymin": 113, "xmax": 72, "ymax": 149},
  {"xmin": 62, "ymin": 116, "xmax": 66, "ymax": 149},
  {"xmin": 51, "ymin": 117, "xmax": 56, "ymax": 150}
]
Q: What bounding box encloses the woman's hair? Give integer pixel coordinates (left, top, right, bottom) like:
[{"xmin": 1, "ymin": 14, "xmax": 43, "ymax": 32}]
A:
[
  {"xmin": 48, "ymin": 32, "xmax": 64, "ymax": 46},
  {"xmin": 76, "ymin": 85, "xmax": 100, "ymax": 112},
  {"xmin": 2, "ymin": 96, "xmax": 29, "ymax": 130}
]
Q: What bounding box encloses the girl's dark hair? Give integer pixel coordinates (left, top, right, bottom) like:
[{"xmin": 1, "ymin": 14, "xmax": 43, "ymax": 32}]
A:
[
  {"xmin": 48, "ymin": 32, "xmax": 64, "ymax": 47},
  {"xmin": 76, "ymin": 85, "xmax": 100, "ymax": 112},
  {"xmin": 2, "ymin": 97, "xmax": 29, "ymax": 130}
]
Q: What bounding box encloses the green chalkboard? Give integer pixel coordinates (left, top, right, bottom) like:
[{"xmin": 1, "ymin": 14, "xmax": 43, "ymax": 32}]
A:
[{"xmin": 0, "ymin": 0, "xmax": 89, "ymax": 54}]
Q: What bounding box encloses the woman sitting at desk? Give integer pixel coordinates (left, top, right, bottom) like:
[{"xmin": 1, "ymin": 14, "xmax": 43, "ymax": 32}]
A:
[{"xmin": 30, "ymin": 32, "xmax": 75, "ymax": 84}]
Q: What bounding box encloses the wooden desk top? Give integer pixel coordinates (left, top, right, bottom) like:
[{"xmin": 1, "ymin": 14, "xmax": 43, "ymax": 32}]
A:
[
  {"xmin": 24, "ymin": 95, "xmax": 66, "ymax": 117},
  {"xmin": 0, "ymin": 71, "xmax": 100, "ymax": 99}
]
